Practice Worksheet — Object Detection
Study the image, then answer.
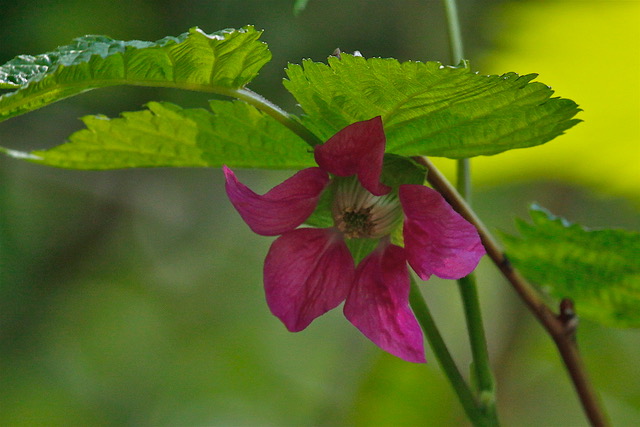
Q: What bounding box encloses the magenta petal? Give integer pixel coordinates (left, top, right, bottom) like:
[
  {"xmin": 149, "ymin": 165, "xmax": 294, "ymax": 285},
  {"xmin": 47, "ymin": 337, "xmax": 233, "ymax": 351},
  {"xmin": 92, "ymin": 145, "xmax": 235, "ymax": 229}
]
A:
[
  {"xmin": 400, "ymin": 185, "xmax": 485, "ymax": 280},
  {"xmin": 264, "ymin": 228, "xmax": 355, "ymax": 332},
  {"xmin": 224, "ymin": 166, "xmax": 329, "ymax": 236},
  {"xmin": 314, "ymin": 117, "xmax": 391, "ymax": 196},
  {"xmin": 344, "ymin": 243, "xmax": 426, "ymax": 363}
]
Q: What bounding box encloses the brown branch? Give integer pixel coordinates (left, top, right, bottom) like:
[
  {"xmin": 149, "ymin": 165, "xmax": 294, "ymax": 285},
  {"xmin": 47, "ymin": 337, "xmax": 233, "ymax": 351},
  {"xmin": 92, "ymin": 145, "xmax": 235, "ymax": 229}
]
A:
[{"xmin": 414, "ymin": 156, "xmax": 609, "ymax": 427}]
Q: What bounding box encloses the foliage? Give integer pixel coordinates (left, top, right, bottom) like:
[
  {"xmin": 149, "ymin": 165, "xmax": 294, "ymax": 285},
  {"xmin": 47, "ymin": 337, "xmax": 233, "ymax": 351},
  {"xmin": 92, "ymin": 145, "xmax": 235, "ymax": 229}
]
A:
[
  {"xmin": 1, "ymin": 29, "xmax": 580, "ymax": 168},
  {"xmin": 0, "ymin": 27, "xmax": 270, "ymax": 123},
  {"xmin": 284, "ymin": 56, "xmax": 580, "ymax": 158},
  {"xmin": 11, "ymin": 101, "xmax": 314, "ymax": 170},
  {"xmin": 504, "ymin": 205, "xmax": 640, "ymax": 328}
]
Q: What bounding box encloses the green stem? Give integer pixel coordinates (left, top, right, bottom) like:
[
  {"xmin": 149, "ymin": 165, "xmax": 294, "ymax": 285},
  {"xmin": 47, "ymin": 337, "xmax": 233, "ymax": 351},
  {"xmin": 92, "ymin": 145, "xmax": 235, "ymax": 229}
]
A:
[
  {"xmin": 442, "ymin": 0, "xmax": 465, "ymax": 65},
  {"xmin": 456, "ymin": 158, "xmax": 471, "ymax": 201},
  {"xmin": 441, "ymin": 0, "xmax": 499, "ymax": 423},
  {"xmin": 457, "ymin": 275, "xmax": 499, "ymax": 424},
  {"xmin": 409, "ymin": 278, "xmax": 489, "ymax": 426},
  {"xmin": 454, "ymin": 161, "xmax": 499, "ymax": 425},
  {"xmin": 455, "ymin": 159, "xmax": 497, "ymax": 424},
  {"xmin": 232, "ymin": 87, "xmax": 323, "ymax": 146}
]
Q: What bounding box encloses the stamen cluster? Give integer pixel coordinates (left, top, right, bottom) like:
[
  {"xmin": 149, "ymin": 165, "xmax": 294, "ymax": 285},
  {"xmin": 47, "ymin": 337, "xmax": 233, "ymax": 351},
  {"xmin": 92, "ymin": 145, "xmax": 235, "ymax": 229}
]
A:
[{"xmin": 332, "ymin": 177, "xmax": 402, "ymax": 239}]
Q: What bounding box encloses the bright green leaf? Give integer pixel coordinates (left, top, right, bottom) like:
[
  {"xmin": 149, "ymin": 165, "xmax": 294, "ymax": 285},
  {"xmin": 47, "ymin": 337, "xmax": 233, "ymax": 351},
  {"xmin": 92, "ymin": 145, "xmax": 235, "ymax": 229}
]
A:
[
  {"xmin": 0, "ymin": 100, "xmax": 314, "ymax": 170},
  {"xmin": 503, "ymin": 205, "xmax": 640, "ymax": 328},
  {"xmin": 0, "ymin": 27, "xmax": 270, "ymax": 122},
  {"xmin": 284, "ymin": 55, "xmax": 580, "ymax": 158}
]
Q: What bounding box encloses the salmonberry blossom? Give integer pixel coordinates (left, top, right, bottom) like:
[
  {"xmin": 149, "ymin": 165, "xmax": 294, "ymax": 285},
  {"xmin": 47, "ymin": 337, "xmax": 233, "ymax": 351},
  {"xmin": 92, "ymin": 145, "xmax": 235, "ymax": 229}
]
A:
[{"xmin": 223, "ymin": 117, "xmax": 485, "ymax": 363}]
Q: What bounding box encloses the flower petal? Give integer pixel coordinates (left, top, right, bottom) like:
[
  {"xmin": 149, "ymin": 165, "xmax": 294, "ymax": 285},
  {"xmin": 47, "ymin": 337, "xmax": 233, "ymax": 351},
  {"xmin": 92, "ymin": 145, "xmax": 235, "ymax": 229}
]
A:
[
  {"xmin": 264, "ymin": 228, "xmax": 355, "ymax": 332},
  {"xmin": 314, "ymin": 116, "xmax": 391, "ymax": 196},
  {"xmin": 344, "ymin": 242, "xmax": 426, "ymax": 363},
  {"xmin": 400, "ymin": 185, "xmax": 485, "ymax": 280},
  {"xmin": 224, "ymin": 166, "xmax": 329, "ymax": 236}
]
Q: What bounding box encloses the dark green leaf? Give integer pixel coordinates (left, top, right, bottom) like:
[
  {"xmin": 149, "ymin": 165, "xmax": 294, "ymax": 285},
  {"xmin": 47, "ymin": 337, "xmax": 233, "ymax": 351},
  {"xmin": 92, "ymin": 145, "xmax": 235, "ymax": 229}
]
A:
[
  {"xmin": 1, "ymin": 100, "xmax": 314, "ymax": 170},
  {"xmin": 0, "ymin": 27, "xmax": 270, "ymax": 122},
  {"xmin": 284, "ymin": 55, "xmax": 580, "ymax": 158},
  {"xmin": 503, "ymin": 205, "xmax": 640, "ymax": 328}
]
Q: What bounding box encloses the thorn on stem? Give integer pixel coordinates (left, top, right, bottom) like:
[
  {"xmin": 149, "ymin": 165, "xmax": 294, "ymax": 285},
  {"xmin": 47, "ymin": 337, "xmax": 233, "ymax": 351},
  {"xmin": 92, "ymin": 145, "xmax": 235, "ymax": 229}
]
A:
[
  {"xmin": 499, "ymin": 253, "xmax": 512, "ymax": 270},
  {"xmin": 558, "ymin": 298, "xmax": 579, "ymax": 339}
]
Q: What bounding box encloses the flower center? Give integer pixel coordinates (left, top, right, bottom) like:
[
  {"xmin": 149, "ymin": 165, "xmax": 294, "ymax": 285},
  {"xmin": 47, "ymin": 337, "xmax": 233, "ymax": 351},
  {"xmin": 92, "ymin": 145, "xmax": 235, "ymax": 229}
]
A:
[
  {"xmin": 332, "ymin": 177, "xmax": 402, "ymax": 239},
  {"xmin": 335, "ymin": 206, "xmax": 375, "ymax": 239}
]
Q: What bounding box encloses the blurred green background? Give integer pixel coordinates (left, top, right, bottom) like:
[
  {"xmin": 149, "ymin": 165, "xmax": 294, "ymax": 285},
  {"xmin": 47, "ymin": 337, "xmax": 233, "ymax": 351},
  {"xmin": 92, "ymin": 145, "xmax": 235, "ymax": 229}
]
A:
[{"xmin": 1, "ymin": 0, "xmax": 638, "ymax": 425}]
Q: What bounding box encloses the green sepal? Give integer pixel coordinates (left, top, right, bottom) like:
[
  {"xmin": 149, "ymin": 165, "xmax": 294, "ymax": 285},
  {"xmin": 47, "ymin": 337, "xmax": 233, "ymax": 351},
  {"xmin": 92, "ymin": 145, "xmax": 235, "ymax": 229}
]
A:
[
  {"xmin": 381, "ymin": 154, "xmax": 426, "ymax": 187},
  {"xmin": 304, "ymin": 183, "xmax": 335, "ymax": 228},
  {"xmin": 345, "ymin": 238, "xmax": 380, "ymax": 265}
]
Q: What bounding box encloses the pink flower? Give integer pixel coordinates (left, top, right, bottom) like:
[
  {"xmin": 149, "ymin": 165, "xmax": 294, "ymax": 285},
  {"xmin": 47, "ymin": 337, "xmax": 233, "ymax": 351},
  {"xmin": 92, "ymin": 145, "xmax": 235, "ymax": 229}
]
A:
[{"xmin": 224, "ymin": 117, "xmax": 485, "ymax": 363}]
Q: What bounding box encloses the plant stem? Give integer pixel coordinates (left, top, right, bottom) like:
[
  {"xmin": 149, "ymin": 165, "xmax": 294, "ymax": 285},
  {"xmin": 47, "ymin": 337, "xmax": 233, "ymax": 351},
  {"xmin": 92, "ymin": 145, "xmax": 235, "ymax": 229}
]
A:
[
  {"xmin": 409, "ymin": 278, "xmax": 490, "ymax": 426},
  {"xmin": 455, "ymin": 157, "xmax": 498, "ymax": 424},
  {"xmin": 232, "ymin": 87, "xmax": 323, "ymax": 146},
  {"xmin": 455, "ymin": 163, "xmax": 498, "ymax": 425},
  {"xmin": 442, "ymin": 0, "xmax": 499, "ymax": 423},
  {"xmin": 454, "ymin": 146, "xmax": 498, "ymax": 424},
  {"xmin": 442, "ymin": 0, "xmax": 465, "ymax": 66},
  {"xmin": 456, "ymin": 274, "xmax": 498, "ymax": 424},
  {"xmin": 414, "ymin": 155, "xmax": 610, "ymax": 427},
  {"xmin": 456, "ymin": 159, "xmax": 471, "ymax": 201}
]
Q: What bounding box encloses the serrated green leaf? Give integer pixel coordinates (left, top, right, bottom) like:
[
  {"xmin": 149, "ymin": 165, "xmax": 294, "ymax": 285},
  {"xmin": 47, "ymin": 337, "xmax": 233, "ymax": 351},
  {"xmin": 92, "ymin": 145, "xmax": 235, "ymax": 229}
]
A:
[
  {"xmin": 0, "ymin": 100, "xmax": 314, "ymax": 170},
  {"xmin": 284, "ymin": 55, "xmax": 580, "ymax": 158},
  {"xmin": 503, "ymin": 205, "xmax": 640, "ymax": 328},
  {"xmin": 0, "ymin": 27, "xmax": 270, "ymax": 122}
]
